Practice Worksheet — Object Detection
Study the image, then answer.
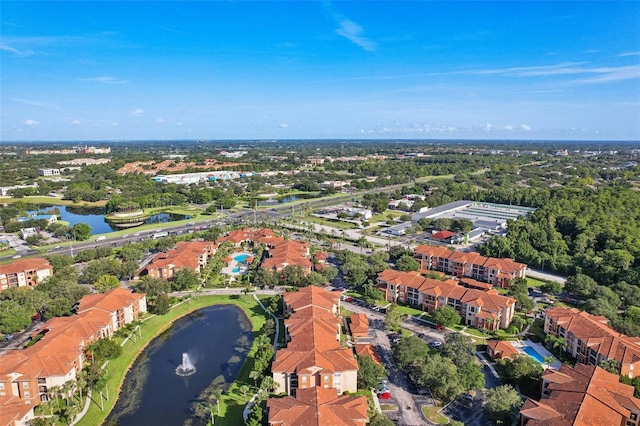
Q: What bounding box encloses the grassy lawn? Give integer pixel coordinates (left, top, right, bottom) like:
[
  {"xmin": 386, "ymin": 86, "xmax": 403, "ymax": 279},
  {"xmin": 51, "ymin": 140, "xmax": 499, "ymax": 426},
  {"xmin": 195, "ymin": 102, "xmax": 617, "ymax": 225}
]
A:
[
  {"xmin": 380, "ymin": 403, "xmax": 399, "ymax": 411},
  {"xmin": 0, "ymin": 196, "xmax": 107, "ymax": 207},
  {"xmin": 421, "ymin": 406, "xmax": 450, "ymax": 424},
  {"xmin": 393, "ymin": 304, "xmax": 424, "ymax": 317},
  {"xmin": 80, "ymin": 294, "xmax": 267, "ymax": 426},
  {"xmin": 527, "ymin": 276, "xmax": 549, "ymax": 287},
  {"xmin": 527, "ymin": 319, "xmax": 547, "ymax": 343},
  {"xmin": 300, "ymin": 215, "xmax": 358, "ymax": 230}
]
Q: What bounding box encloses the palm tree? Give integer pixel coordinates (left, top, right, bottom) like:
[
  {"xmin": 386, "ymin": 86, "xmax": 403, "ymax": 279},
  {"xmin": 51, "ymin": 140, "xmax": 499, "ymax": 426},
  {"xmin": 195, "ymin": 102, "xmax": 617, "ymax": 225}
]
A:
[
  {"xmin": 260, "ymin": 376, "xmax": 276, "ymax": 395},
  {"xmin": 240, "ymin": 385, "xmax": 250, "ymax": 402},
  {"xmin": 210, "ymin": 388, "xmax": 223, "ymax": 415},
  {"xmin": 249, "ymin": 370, "xmax": 261, "ymax": 387}
]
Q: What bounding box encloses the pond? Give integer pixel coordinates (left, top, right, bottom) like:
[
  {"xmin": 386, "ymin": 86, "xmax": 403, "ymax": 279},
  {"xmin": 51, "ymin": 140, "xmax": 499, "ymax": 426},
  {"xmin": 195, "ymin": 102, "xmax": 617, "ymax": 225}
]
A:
[
  {"xmin": 257, "ymin": 192, "xmax": 319, "ymax": 206},
  {"xmin": 25, "ymin": 205, "xmax": 191, "ymax": 234},
  {"xmin": 107, "ymin": 304, "xmax": 253, "ymax": 426}
]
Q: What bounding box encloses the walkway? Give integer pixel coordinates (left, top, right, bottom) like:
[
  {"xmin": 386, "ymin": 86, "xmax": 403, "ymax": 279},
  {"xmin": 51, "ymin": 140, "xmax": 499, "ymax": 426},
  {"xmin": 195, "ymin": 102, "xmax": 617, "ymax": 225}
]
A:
[
  {"xmin": 69, "ymin": 387, "xmax": 93, "ymax": 426},
  {"xmin": 242, "ymin": 294, "xmax": 281, "ymax": 422},
  {"xmin": 526, "ymin": 268, "xmax": 567, "ymax": 284}
]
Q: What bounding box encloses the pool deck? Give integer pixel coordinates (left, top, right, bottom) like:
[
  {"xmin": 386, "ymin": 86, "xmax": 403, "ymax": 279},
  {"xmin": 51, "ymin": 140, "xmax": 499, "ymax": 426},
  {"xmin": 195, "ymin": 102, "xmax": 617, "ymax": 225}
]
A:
[
  {"xmin": 512, "ymin": 339, "xmax": 562, "ymax": 370},
  {"xmin": 221, "ymin": 252, "xmax": 252, "ymax": 277}
]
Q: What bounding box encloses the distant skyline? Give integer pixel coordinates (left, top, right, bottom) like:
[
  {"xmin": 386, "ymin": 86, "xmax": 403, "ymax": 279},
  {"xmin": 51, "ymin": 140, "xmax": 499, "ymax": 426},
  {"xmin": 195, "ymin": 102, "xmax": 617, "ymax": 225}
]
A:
[{"xmin": 1, "ymin": 1, "xmax": 639, "ymax": 142}]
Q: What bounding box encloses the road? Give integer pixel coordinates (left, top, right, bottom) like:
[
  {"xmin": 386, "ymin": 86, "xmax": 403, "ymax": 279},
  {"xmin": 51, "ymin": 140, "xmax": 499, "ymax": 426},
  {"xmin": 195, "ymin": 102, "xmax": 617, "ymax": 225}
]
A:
[{"xmin": 526, "ymin": 268, "xmax": 567, "ymax": 284}]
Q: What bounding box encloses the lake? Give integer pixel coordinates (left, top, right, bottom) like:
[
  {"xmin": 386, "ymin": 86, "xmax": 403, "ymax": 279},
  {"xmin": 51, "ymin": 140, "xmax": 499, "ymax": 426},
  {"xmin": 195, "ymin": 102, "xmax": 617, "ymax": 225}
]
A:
[
  {"xmin": 257, "ymin": 192, "xmax": 319, "ymax": 206},
  {"xmin": 106, "ymin": 304, "xmax": 253, "ymax": 426},
  {"xmin": 26, "ymin": 205, "xmax": 191, "ymax": 234}
]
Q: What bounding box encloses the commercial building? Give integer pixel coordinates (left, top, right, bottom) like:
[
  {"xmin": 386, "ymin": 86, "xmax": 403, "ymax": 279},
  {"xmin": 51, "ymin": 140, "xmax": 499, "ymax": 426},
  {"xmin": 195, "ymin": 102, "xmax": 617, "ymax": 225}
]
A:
[
  {"xmin": 378, "ymin": 269, "xmax": 516, "ymax": 330},
  {"xmin": 0, "ymin": 258, "xmax": 53, "ymax": 293},
  {"xmin": 412, "ymin": 200, "xmax": 536, "ymax": 231},
  {"xmin": 145, "ymin": 241, "xmax": 217, "ymax": 280},
  {"xmin": 544, "ymin": 307, "xmax": 640, "ymax": 378},
  {"xmin": 413, "ymin": 245, "xmax": 527, "ymax": 288},
  {"xmin": 36, "ymin": 169, "xmax": 60, "ymax": 177},
  {"xmin": 520, "ymin": 364, "xmax": 640, "ymax": 426}
]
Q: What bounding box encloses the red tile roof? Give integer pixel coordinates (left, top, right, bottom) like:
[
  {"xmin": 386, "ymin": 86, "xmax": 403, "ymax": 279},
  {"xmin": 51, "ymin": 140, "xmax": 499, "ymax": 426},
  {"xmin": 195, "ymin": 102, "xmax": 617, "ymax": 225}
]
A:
[
  {"xmin": 414, "ymin": 245, "xmax": 527, "ymax": 275},
  {"xmin": 349, "ymin": 314, "xmax": 369, "ymax": 338},
  {"xmin": 0, "ymin": 257, "xmax": 52, "ymax": 275},
  {"xmin": 283, "ymin": 286, "xmax": 340, "ymax": 314},
  {"xmin": 486, "ymin": 340, "xmax": 519, "ymax": 359},
  {"xmin": 267, "ymin": 387, "xmax": 368, "ymax": 426},
  {"xmin": 145, "ymin": 241, "xmax": 216, "ymax": 275},
  {"xmin": 431, "ymin": 230, "xmax": 455, "ymax": 240},
  {"xmin": 521, "ymin": 364, "xmax": 640, "ymax": 426}
]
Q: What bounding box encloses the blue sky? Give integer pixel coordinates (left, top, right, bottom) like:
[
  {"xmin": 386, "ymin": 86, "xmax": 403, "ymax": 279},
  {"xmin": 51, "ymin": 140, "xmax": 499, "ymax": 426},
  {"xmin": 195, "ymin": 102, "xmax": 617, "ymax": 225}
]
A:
[{"xmin": 1, "ymin": 1, "xmax": 639, "ymax": 141}]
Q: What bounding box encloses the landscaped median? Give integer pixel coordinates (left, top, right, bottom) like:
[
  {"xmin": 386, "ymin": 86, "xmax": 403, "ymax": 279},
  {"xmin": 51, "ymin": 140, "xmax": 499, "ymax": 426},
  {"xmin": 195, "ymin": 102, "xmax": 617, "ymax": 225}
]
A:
[{"xmin": 78, "ymin": 294, "xmax": 268, "ymax": 426}]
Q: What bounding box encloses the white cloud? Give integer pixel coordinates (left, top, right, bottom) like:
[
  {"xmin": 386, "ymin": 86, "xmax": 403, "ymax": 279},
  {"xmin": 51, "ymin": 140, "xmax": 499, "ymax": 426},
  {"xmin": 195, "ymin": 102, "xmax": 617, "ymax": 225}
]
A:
[
  {"xmin": 23, "ymin": 119, "xmax": 39, "ymax": 126},
  {"xmin": 81, "ymin": 76, "xmax": 128, "ymax": 84},
  {"xmin": 503, "ymin": 125, "xmax": 513, "ymax": 130},
  {"xmin": 69, "ymin": 120, "xmax": 80, "ymax": 126},
  {"xmin": 463, "ymin": 62, "xmax": 640, "ymax": 84},
  {"xmin": 131, "ymin": 108, "xmax": 144, "ymax": 117},
  {"xmin": 483, "ymin": 123, "xmax": 493, "ymax": 132},
  {"xmin": 335, "ymin": 19, "xmax": 377, "ymax": 52},
  {"xmin": 156, "ymin": 118, "xmax": 165, "ymax": 124},
  {"xmin": 0, "ymin": 42, "xmax": 35, "ymax": 57},
  {"xmin": 176, "ymin": 121, "xmax": 183, "ymax": 127},
  {"xmin": 111, "ymin": 122, "xmax": 118, "ymax": 126},
  {"xmin": 618, "ymin": 51, "xmax": 640, "ymax": 57},
  {"xmin": 521, "ymin": 124, "xmax": 532, "ymax": 131},
  {"xmin": 278, "ymin": 123, "xmax": 288, "ymax": 128},
  {"xmin": 12, "ymin": 98, "xmax": 58, "ymax": 109}
]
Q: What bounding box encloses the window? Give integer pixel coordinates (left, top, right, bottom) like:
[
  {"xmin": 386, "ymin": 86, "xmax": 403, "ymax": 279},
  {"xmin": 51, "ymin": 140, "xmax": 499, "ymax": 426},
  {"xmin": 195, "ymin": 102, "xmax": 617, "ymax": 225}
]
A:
[
  {"xmin": 324, "ymin": 376, "xmax": 329, "ymax": 382},
  {"xmin": 334, "ymin": 372, "xmax": 341, "ymax": 377},
  {"xmin": 23, "ymin": 382, "xmax": 28, "ymax": 389},
  {"xmin": 631, "ymin": 413, "xmax": 638, "ymax": 421},
  {"xmin": 0, "ymin": 383, "xmax": 4, "ymax": 390},
  {"xmin": 301, "ymin": 377, "xmax": 307, "ymax": 383},
  {"xmin": 24, "ymin": 392, "xmax": 30, "ymax": 398}
]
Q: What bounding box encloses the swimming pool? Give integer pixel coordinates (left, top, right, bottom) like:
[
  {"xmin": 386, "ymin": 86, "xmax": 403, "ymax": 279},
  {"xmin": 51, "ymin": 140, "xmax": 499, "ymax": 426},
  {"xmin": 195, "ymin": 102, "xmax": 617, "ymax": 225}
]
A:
[
  {"xmin": 234, "ymin": 254, "xmax": 250, "ymax": 263},
  {"xmin": 232, "ymin": 267, "xmax": 240, "ymax": 273},
  {"xmin": 522, "ymin": 345, "xmax": 546, "ymax": 364}
]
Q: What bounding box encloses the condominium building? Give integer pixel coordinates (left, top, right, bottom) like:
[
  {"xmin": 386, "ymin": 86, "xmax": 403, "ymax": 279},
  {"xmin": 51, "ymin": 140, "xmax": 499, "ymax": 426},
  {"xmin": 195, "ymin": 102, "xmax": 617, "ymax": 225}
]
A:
[
  {"xmin": 0, "ymin": 289, "xmax": 146, "ymax": 426},
  {"xmin": 520, "ymin": 364, "xmax": 640, "ymax": 426},
  {"xmin": 261, "ymin": 240, "xmax": 312, "ymax": 274},
  {"xmin": 544, "ymin": 307, "xmax": 640, "ymax": 378},
  {"xmin": 273, "ymin": 286, "xmax": 358, "ymax": 396},
  {"xmin": 36, "ymin": 169, "xmax": 60, "ymax": 177},
  {"xmin": 378, "ymin": 269, "xmax": 516, "ymax": 330},
  {"xmin": 0, "ymin": 258, "xmax": 53, "ymax": 293},
  {"xmin": 145, "ymin": 241, "xmax": 217, "ymax": 280},
  {"xmin": 413, "ymin": 245, "xmax": 527, "ymax": 288}
]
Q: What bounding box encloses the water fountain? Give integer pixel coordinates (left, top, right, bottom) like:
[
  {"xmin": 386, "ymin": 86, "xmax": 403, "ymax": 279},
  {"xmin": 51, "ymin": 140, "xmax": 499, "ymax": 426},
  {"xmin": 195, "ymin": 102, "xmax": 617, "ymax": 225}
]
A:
[{"xmin": 175, "ymin": 353, "xmax": 196, "ymax": 376}]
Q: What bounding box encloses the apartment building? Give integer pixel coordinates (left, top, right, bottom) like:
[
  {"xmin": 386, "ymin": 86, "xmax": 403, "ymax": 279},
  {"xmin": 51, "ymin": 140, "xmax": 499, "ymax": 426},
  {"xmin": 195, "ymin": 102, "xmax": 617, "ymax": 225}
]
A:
[
  {"xmin": 0, "ymin": 258, "xmax": 53, "ymax": 293},
  {"xmin": 267, "ymin": 387, "xmax": 368, "ymax": 426},
  {"xmin": 378, "ymin": 269, "xmax": 515, "ymax": 330},
  {"xmin": 413, "ymin": 245, "xmax": 527, "ymax": 288},
  {"xmin": 36, "ymin": 168, "xmax": 60, "ymax": 177},
  {"xmin": 348, "ymin": 314, "xmax": 369, "ymax": 343},
  {"xmin": 145, "ymin": 241, "xmax": 217, "ymax": 280},
  {"xmin": 544, "ymin": 307, "xmax": 640, "ymax": 378},
  {"xmin": 261, "ymin": 240, "xmax": 312, "ymax": 274},
  {"xmin": 272, "ymin": 286, "xmax": 358, "ymax": 396},
  {"xmin": 0, "ymin": 289, "xmax": 146, "ymax": 426},
  {"xmin": 216, "ymin": 228, "xmax": 282, "ymax": 247},
  {"xmin": 520, "ymin": 364, "xmax": 640, "ymax": 426}
]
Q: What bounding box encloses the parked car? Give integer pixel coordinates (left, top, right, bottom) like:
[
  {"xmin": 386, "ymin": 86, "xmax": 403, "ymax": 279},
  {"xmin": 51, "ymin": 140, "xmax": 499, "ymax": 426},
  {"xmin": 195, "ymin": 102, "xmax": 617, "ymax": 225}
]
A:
[
  {"xmin": 377, "ymin": 390, "xmax": 391, "ymax": 400},
  {"xmin": 429, "ymin": 341, "xmax": 443, "ymax": 348},
  {"xmin": 4, "ymin": 334, "xmax": 14, "ymax": 341}
]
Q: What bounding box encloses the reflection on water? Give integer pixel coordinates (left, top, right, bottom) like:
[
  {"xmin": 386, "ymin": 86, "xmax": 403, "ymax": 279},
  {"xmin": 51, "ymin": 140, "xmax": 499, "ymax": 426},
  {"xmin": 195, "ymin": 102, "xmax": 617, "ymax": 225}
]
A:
[{"xmin": 107, "ymin": 305, "xmax": 252, "ymax": 426}]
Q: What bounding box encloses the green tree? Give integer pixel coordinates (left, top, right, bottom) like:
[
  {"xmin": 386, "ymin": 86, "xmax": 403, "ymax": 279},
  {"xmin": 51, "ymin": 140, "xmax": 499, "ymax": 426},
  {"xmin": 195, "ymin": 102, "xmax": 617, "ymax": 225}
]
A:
[
  {"xmin": 392, "ymin": 335, "xmax": 429, "ymax": 370},
  {"xmin": 89, "ymin": 338, "xmax": 123, "ymax": 361},
  {"xmin": 396, "ymin": 254, "xmax": 420, "ymax": 272},
  {"xmin": 119, "ymin": 260, "xmax": 139, "ymax": 281},
  {"xmin": 356, "ymin": 355, "xmax": 387, "ymax": 389},
  {"xmin": 0, "ymin": 299, "xmax": 33, "ymax": 333},
  {"xmin": 499, "ymin": 355, "xmax": 543, "ymax": 386},
  {"xmin": 69, "ymin": 223, "xmax": 92, "ymax": 241},
  {"xmin": 541, "ymin": 281, "xmax": 563, "ymax": 295},
  {"xmin": 45, "ymin": 254, "xmax": 74, "ymax": 272},
  {"xmin": 170, "ymin": 268, "xmax": 200, "ymax": 291},
  {"xmin": 118, "ymin": 244, "xmax": 144, "ymax": 262},
  {"xmin": 253, "ymin": 268, "xmax": 280, "ymax": 288},
  {"xmin": 94, "ymin": 275, "xmax": 121, "ymax": 293},
  {"xmin": 483, "ymin": 385, "xmax": 523, "ymax": 425},
  {"xmin": 385, "ymin": 304, "xmax": 405, "ymax": 332},
  {"xmin": 318, "ymin": 265, "xmax": 339, "ymax": 282},
  {"xmin": 369, "ymin": 412, "xmax": 395, "ymax": 426},
  {"xmin": 432, "ymin": 306, "xmax": 462, "ymax": 327},
  {"xmin": 154, "ymin": 292, "xmax": 171, "ymax": 315}
]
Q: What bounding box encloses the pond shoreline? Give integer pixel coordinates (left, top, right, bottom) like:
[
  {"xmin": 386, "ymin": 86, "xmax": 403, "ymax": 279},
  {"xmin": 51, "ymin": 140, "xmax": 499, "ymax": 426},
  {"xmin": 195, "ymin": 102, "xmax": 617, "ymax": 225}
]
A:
[{"xmin": 78, "ymin": 295, "xmax": 266, "ymax": 425}]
